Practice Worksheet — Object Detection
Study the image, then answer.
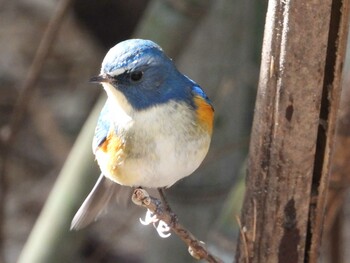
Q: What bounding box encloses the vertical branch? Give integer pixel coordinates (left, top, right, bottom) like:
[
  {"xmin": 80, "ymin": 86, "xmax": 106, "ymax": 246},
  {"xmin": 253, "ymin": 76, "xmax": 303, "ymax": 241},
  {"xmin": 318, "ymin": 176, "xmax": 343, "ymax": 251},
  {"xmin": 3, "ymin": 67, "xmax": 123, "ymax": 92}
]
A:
[
  {"xmin": 329, "ymin": 209, "xmax": 344, "ymax": 263},
  {"xmin": 307, "ymin": 0, "xmax": 350, "ymax": 261},
  {"xmin": 324, "ymin": 64, "xmax": 350, "ymax": 261},
  {"xmin": 235, "ymin": 0, "xmax": 349, "ymax": 262}
]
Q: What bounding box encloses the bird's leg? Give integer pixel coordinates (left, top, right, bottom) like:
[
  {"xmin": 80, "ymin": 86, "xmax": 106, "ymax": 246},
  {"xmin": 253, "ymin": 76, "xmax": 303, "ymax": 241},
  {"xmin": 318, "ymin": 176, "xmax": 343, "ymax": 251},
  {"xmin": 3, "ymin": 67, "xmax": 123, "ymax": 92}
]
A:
[
  {"xmin": 158, "ymin": 187, "xmax": 171, "ymax": 212},
  {"xmin": 157, "ymin": 187, "xmax": 178, "ymax": 227}
]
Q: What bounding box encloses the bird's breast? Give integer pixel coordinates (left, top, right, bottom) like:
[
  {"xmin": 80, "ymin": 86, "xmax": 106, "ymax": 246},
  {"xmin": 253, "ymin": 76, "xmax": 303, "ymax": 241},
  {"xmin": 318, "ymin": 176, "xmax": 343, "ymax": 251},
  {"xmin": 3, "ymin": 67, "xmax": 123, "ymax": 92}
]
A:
[{"xmin": 96, "ymin": 100, "xmax": 212, "ymax": 188}]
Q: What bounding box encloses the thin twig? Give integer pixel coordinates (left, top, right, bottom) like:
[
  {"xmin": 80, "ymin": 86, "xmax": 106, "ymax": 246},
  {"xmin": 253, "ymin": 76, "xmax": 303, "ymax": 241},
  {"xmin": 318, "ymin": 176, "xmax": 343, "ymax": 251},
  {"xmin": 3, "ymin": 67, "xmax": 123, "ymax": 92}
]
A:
[
  {"xmin": 0, "ymin": 0, "xmax": 73, "ymax": 261},
  {"xmin": 132, "ymin": 188, "xmax": 222, "ymax": 263},
  {"xmin": 236, "ymin": 215, "xmax": 249, "ymax": 263},
  {"xmin": 4, "ymin": 0, "xmax": 73, "ymax": 146}
]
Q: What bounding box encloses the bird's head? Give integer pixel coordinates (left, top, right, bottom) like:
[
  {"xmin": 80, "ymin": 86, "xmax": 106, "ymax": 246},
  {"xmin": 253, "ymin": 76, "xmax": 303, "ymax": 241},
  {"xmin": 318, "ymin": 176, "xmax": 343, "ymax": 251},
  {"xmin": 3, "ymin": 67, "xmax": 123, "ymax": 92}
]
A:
[{"xmin": 91, "ymin": 39, "xmax": 192, "ymax": 112}]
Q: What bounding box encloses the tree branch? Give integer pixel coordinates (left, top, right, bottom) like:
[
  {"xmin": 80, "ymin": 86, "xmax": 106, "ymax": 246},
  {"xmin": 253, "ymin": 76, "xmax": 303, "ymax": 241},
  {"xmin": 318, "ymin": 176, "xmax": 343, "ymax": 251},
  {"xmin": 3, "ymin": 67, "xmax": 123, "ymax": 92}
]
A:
[{"xmin": 131, "ymin": 188, "xmax": 222, "ymax": 263}]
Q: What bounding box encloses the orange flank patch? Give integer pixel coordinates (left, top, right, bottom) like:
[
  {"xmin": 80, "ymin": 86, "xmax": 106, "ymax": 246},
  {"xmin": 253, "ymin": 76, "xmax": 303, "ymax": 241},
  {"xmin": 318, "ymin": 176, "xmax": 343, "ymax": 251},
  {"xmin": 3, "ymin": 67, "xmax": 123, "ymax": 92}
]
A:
[
  {"xmin": 99, "ymin": 138, "xmax": 109, "ymax": 152},
  {"xmin": 194, "ymin": 95, "xmax": 214, "ymax": 135},
  {"xmin": 97, "ymin": 131, "xmax": 126, "ymax": 180},
  {"xmin": 99, "ymin": 132, "xmax": 124, "ymax": 154}
]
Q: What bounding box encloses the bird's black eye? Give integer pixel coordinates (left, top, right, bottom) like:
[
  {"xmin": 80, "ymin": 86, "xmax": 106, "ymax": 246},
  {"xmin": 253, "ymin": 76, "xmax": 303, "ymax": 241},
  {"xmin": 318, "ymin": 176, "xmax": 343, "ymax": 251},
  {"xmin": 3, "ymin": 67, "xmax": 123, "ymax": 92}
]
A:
[{"xmin": 130, "ymin": 71, "xmax": 143, "ymax": 82}]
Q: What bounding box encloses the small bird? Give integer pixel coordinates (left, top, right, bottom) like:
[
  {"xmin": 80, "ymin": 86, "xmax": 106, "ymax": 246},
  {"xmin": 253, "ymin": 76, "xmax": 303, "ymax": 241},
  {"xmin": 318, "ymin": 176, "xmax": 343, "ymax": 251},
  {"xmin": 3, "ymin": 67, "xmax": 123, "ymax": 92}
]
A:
[{"xmin": 71, "ymin": 39, "xmax": 214, "ymax": 230}]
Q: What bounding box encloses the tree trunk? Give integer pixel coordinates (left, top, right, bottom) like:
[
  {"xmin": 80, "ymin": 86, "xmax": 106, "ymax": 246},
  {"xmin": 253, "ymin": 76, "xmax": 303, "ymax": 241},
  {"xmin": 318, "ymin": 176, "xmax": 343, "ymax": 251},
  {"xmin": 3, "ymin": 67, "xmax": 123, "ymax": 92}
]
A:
[{"xmin": 235, "ymin": 0, "xmax": 350, "ymax": 262}]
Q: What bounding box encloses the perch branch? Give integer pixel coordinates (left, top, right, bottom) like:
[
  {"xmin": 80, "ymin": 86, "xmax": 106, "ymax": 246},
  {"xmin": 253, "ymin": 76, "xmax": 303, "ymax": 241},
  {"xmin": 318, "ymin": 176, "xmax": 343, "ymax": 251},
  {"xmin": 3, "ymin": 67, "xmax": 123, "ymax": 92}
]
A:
[{"xmin": 131, "ymin": 188, "xmax": 222, "ymax": 263}]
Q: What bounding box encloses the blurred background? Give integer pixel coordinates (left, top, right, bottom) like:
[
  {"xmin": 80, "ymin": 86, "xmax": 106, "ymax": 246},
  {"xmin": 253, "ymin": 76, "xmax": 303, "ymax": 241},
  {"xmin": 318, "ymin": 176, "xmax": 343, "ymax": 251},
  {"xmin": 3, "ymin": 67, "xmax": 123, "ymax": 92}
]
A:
[{"xmin": 1, "ymin": 0, "xmax": 350, "ymax": 262}]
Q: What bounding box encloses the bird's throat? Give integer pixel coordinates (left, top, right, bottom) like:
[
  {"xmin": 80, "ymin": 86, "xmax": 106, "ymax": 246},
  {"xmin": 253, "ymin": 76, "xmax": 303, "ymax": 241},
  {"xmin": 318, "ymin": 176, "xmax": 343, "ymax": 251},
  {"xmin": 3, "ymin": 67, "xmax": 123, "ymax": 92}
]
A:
[{"xmin": 102, "ymin": 83, "xmax": 134, "ymax": 124}]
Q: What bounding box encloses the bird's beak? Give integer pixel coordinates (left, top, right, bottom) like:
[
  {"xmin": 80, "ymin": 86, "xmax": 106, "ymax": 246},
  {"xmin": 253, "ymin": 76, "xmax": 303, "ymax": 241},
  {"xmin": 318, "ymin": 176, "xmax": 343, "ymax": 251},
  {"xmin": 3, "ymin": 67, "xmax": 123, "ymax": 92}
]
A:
[{"xmin": 89, "ymin": 74, "xmax": 111, "ymax": 83}]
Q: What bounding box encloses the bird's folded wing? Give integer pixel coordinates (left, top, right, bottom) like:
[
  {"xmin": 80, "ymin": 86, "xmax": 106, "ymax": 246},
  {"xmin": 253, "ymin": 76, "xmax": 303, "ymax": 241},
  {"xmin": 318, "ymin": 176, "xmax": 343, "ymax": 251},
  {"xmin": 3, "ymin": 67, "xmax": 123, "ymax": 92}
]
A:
[{"xmin": 92, "ymin": 102, "xmax": 110, "ymax": 154}]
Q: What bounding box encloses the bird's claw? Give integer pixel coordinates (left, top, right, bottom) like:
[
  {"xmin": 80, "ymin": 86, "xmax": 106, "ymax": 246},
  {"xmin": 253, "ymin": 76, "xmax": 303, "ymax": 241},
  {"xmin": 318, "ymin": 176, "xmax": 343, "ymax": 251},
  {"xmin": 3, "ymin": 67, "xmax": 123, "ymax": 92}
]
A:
[{"xmin": 139, "ymin": 209, "xmax": 171, "ymax": 238}]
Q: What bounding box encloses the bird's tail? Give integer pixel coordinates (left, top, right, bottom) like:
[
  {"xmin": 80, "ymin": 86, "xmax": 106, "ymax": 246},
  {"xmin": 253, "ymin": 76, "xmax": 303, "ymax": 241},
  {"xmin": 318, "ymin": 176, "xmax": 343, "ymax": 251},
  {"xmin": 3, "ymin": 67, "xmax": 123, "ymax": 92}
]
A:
[{"xmin": 70, "ymin": 174, "xmax": 129, "ymax": 230}]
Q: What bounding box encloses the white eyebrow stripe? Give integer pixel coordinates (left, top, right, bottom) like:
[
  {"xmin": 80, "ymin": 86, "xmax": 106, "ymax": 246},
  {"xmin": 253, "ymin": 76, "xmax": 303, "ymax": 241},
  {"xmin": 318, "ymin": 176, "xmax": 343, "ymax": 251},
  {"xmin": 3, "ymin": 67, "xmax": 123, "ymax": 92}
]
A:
[{"xmin": 109, "ymin": 68, "xmax": 126, "ymax": 76}]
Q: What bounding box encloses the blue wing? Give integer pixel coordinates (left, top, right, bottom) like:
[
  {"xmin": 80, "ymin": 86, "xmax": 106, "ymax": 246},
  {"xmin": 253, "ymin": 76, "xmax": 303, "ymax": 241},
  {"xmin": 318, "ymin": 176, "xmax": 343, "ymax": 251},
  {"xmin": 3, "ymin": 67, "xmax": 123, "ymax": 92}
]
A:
[
  {"xmin": 185, "ymin": 75, "xmax": 213, "ymax": 108},
  {"xmin": 92, "ymin": 102, "xmax": 111, "ymax": 154},
  {"xmin": 191, "ymin": 84, "xmax": 214, "ymax": 109}
]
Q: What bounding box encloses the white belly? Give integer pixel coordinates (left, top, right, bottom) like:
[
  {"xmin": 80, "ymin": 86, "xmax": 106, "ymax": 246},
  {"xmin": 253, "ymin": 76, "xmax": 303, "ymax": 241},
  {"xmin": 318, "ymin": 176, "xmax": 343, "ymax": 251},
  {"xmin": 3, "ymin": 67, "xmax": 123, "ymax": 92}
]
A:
[{"xmin": 122, "ymin": 131, "xmax": 210, "ymax": 188}]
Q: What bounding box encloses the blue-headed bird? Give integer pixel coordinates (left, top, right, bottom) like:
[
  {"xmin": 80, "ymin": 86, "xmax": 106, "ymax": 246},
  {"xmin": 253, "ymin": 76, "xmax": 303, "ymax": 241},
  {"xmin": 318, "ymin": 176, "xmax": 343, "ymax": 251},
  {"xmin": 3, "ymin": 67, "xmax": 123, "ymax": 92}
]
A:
[{"xmin": 71, "ymin": 39, "xmax": 214, "ymax": 230}]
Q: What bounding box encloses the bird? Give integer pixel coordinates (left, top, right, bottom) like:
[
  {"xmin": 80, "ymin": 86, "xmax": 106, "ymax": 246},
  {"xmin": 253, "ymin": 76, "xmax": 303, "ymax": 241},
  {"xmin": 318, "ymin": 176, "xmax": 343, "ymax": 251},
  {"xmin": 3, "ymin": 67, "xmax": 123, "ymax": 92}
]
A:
[{"xmin": 71, "ymin": 39, "xmax": 214, "ymax": 230}]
